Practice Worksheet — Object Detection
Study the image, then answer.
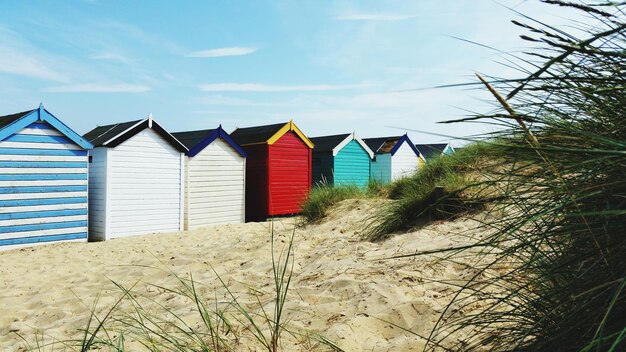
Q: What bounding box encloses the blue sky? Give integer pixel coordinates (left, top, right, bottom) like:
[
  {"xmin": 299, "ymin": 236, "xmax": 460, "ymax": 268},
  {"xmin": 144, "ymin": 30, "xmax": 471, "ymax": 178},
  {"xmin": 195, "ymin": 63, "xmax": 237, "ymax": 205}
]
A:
[{"xmin": 0, "ymin": 1, "xmax": 575, "ymax": 144}]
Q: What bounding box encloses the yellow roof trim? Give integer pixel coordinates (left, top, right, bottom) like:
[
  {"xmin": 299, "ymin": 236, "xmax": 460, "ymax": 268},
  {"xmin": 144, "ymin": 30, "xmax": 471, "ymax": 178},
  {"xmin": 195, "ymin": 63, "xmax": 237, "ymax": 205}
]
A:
[{"xmin": 266, "ymin": 120, "xmax": 314, "ymax": 148}]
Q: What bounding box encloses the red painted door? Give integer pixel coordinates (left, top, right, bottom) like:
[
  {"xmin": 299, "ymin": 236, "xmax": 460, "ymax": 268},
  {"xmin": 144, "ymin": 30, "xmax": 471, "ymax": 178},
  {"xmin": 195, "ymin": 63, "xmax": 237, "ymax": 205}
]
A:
[{"xmin": 268, "ymin": 131, "xmax": 311, "ymax": 215}]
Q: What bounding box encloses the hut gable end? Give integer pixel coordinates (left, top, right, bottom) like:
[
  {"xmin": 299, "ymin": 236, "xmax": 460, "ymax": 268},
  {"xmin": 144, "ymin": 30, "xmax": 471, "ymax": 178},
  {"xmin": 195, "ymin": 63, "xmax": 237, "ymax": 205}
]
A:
[{"xmin": 0, "ymin": 106, "xmax": 91, "ymax": 248}]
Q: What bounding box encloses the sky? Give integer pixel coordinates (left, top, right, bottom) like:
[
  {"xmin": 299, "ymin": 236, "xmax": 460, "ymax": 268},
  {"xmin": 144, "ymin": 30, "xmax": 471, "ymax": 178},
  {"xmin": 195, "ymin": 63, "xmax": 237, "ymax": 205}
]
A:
[{"xmin": 0, "ymin": 0, "xmax": 580, "ymax": 144}]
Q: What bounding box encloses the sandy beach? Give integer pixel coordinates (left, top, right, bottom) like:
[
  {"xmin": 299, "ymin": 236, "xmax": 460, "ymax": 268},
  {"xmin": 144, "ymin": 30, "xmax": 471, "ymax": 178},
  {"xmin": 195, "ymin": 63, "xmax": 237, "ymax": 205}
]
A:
[{"xmin": 0, "ymin": 199, "xmax": 486, "ymax": 351}]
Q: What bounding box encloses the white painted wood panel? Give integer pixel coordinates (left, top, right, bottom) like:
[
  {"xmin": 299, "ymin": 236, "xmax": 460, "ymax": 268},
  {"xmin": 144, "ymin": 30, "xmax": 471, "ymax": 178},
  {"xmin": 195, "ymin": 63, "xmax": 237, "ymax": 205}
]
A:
[
  {"xmin": 0, "ymin": 154, "xmax": 86, "ymax": 162},
  {"xmin": 0, "ymin": 141, "xmax": 83, "ymax": 150},
  {"xmin": 0, "ymin": 226, "xmax": 88, "ymax": 240},
  {"xmin": 0, "ymin": 203, "xmax": 87, "ymax": 214},
  {"xmin": 0, "ymin": 180, "xmax": 88, "ymax": 187},
  {"xmin": 185, "ymin": 138, "xmax": 245, "ymax": 230},
  {"xmin": 391, "ymin": 142, "xmax": 419, "ymax": 181},
  {"xmin": 0, "ymin": 191, "xmax": 87, "ymax": 200},
  {"xmin": 17, "ymin": 128, "xmax": 63, "ymax": 136},
  {"xmin": 107, "ymin": 129, "xmax": 183, "ymax": 238}
]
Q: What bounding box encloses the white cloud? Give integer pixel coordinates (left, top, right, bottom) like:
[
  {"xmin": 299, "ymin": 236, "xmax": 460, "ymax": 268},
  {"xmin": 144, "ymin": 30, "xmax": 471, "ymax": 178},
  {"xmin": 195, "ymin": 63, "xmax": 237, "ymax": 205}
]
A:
[
  {"xmin": 90, "ymin": 52, "xmax": 132, "ymax": 63},
  {"xmin": 198, "ymin": 82, "xmax": 367, "ymax": 92},
  {"xmin": 186, "ymin": 47, "xmax": 257, "ymax": 58},
  {"xmin": 0, "ymin": 27, "xmax": 68, "ymax": 81},
  {"xmin": 334, "ymin": 13, "xmax": 417, "ymax": 21},
  {"xmin": 44, "ymin": 83, "xmax": 150, "ymax": 93}
]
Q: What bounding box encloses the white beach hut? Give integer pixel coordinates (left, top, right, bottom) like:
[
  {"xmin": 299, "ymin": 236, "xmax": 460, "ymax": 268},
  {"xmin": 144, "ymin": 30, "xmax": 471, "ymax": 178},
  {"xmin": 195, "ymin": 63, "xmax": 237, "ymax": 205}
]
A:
[
  {"xmin": 172, "ymin": 126, "xmax": 246, "ymax": 230},
  {"xmin": 364, "ymin": 134, "xmax": 426, "ymax": 183},
  {"xmin": 0, "ymin": 105, "xmax": 93, "ymax": 248},
  {"xmin": 83, "ymin": 115, "xmax": 188, "ymax": 241}
]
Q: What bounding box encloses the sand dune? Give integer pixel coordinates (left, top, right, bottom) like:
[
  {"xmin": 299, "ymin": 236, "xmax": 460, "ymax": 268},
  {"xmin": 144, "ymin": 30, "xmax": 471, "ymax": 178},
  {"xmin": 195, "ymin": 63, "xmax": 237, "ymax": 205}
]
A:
[{"xmin": 0, "ymin": 199, "xmax": 486, "ymax": 351}]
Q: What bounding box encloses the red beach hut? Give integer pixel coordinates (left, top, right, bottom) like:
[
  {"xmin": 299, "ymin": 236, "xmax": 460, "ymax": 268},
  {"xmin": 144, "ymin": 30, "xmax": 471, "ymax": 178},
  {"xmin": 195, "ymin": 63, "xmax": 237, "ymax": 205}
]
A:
[{"xmin": 230, "ymin": 121, "xmax": 314, "ymax": 221}]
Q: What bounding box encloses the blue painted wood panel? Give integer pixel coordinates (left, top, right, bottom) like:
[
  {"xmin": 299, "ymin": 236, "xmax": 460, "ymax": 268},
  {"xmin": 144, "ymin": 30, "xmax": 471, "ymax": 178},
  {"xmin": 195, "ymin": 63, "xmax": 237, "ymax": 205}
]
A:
[
  {"xmin": 0, "ymin": 232, "xmax": 87, "ymax": 246},
  {"xmin": 0, "ymin": 185, "xmax": 87, "ymax": 194},
  {"xmin": 371, "ymin": 153, "xmax": 391, "ymax": 184},
  {"xmin": 334, "ymin": 140, "xmax": 371, "ymax": 188},
  {"xmin": 0, "ymin": 120, "xmax": 89, "ymax": 247}
]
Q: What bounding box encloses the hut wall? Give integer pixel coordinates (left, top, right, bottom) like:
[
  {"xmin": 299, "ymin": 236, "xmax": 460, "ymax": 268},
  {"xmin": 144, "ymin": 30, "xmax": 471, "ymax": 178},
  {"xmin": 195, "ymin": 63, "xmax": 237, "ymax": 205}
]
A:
[
  {"xmin": 312, "ymin": 152, "xmax": 333, "ymax": 186},
  {"xmin": 87, "ymin": 147, "xmax": 108, "ymax": 241},
  {"xmin": 241, "ymin": 144, "xmax": 268, "ymax": 221},
  {"xmin": 105, "ymin": 128, "xmax": 184, "ymax": 238},
  {"xmin": 334, "ymin": 139, "xmax": 370, "ymax": 188},
  {"xmin": 370, "ymin": 153, "xmax": 391, "ymax": 184},
  {"xmin": 391, "ymin": 142, "xmax": 419, "ymax": 181},
  {"xmin": 268, "ymin": 131, "xmax": 311, "ymax": 216},
  {"xmin": 186, "ymin": 138, "xmax": 245, "ymax": 230},
  {"xmin": 0, "ymin": 121, "xmax": 89, "ymax": 247}
]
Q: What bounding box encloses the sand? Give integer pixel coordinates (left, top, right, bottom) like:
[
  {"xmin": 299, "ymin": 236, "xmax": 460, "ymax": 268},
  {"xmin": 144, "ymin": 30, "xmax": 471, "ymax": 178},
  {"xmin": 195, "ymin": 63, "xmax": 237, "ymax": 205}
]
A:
[{"xmin": 0, "ymin": 199, "xmax": 487, "ymax": 351}]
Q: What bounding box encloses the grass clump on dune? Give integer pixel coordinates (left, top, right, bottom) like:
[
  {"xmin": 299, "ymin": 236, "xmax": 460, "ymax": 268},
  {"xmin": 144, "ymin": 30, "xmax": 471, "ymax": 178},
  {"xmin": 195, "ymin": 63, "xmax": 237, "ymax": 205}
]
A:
[
  {"xmin": 363, "ymin": 142, "xmax": 495, "ymax": 241},
  {"xmin": 420, "ymin": 1, "xmax": 626, "ymax": 351},
  {"xmin": 301, "ymin": 182, "xmax": 387, "ymax": 223}
]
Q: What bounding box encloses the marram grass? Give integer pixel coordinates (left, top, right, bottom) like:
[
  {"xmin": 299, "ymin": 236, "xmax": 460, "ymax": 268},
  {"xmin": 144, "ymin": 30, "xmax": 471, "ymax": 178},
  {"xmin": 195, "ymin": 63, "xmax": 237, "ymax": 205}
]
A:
[{"xmin": 417, "ymin": 1, "xmax": 626, "ymax": 351}]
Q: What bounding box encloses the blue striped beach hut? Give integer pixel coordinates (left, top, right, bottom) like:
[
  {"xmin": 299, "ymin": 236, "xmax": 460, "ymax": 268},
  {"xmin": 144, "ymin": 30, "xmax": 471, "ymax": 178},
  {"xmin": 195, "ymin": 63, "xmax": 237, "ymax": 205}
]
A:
[{"xmin": 0, "ymin": 104, "xmax": 93, "ymax": 248}]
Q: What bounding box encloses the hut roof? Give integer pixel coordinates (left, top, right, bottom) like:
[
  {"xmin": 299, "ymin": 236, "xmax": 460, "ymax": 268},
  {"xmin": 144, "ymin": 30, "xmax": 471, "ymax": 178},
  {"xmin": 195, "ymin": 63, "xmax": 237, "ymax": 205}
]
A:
[
  {"xmin": 414, "ymin": 143, "xmax": 450, "ymax": 159},
  {"xmin": 0, "ymin": 109, "xmax": 35, "ymax": 130},
  {"xmin": 311, "ymin": 132, "xmax": 374, "ymax": 158},
  {"xmin": 172, "ymin": 126, "xmax": 246, "ymax": 157},
  {"xmin": 83, "ymin": 116, "xmax": 187, "ymax": 152},
  {"xmin": 230, "ymin": 120, "xmax": 314, "ymax": 148},
  {"xmin": 364, "ymin": 135, "xmax": 421, "ymax": 158},
  {"xmin": 364, "ymin": 136, "xmax": 402, "ymax": 154},
  {"xmin": 310, "ymin": 133, "xmax": 351, "ymax": 153},
  {"xmin": 0, "ymin": 104, "xmax": 92, "ymax": 149}
]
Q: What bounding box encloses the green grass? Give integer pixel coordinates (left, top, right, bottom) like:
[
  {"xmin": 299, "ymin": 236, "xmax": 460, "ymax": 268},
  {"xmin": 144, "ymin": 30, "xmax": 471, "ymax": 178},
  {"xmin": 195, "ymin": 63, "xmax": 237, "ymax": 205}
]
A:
[
  {"xmin": 300, "ymin": 182, "xmax": 387, "ymax": 223},
  {"xmin": 413, "ymin": 2, "xmax": 626, "ymax": 351},
  {"xmin": 362, "ymin": 142, "xmax": 495, "ymax": 242}
]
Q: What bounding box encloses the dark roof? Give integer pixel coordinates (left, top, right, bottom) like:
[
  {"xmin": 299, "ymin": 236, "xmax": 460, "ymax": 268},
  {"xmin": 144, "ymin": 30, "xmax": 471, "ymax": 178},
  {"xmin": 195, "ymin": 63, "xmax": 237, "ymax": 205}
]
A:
[
  {"xmin": 83, "ymin": 120, "xmax": 142, "ymax": 146},
  {"xmin": 172, "ymin": 126, "xmax": 247, "ymax": 157},
  {"xmin": 0, "ymin": 109, "xmax": 35, "ymax": 130},
  {"xmin": 310, "ymin": 133, "xmax": 350, "ymax": 153},
  {"xmin": 172, "ymin": 129, "xmax": 215, "ymax": 150},
  {"xmin": 415, "ymin": 143, "xmax": 449, "ymax": 159},
  {"xmin": 230, "ymin": 122, "xmax": 286, "ymax": 146},
  {"xmin": 363, "ymin": 136, "xmax": 402, "ymax": 154},
  {"xmin": 83, "ymin": 119, "xmax": 187, "ymax": 152}
]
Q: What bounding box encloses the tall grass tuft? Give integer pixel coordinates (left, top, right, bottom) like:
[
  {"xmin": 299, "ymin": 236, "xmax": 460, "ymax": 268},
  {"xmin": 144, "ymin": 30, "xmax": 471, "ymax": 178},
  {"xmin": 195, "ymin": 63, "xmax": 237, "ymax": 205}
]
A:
[
  {"xmin": 421, "ymin": 1, "xmax": 626, "ymax": 350},
  {"xmin": 363, "ymin": 143, "xmax": 494, "ymax": 242},
  {"xmin": 301, "ymin": 182, "xmax": 386, "ymax": 223}
]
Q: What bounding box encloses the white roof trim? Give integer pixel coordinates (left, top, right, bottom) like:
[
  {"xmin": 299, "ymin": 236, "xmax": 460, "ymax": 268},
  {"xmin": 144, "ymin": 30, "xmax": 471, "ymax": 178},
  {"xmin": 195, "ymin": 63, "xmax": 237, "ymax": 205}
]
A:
[
  {"xmin": 102, "ymin": 118, "xmax": 147, "ymax": 146},
  {"xmin": 332, "ymin": 132, "xmax": 375, "ymax": 159}
]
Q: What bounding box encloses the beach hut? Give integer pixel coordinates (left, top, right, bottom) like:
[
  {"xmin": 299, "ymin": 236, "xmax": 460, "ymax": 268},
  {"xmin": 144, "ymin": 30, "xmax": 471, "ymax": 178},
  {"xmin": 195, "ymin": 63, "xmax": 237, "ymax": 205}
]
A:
[
  {"xmin": 83, "ymin": 114, "xmax": 188, "ymax": 241},
  {"xmin": 364, "ymin": 134, "xmax": 424, "ymax": 183},
  {"xmin": 310, "ymin": 132, "xmax": 374, "ymax": 188},
  {"xmin": 230, "ymin": 120, "xmax": 313, "ymax": 221},
  {"xmin": 172, "ymin": 126, "xmax": 247, "ymax": 230},
  {"xmin": 0, "ymin": 104, "xmax": 92, "ymax": 248},
  {"xmin": 414, "ymin": 143, "xmax": 455, "ymax": 160}
]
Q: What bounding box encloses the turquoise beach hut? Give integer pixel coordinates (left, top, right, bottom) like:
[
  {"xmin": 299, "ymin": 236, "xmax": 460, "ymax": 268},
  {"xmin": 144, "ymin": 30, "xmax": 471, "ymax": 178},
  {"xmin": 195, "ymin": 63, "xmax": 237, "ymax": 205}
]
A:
[
  {"xmin": 0, "ymin": 105, "xmax": 93, "ymax": 248},
  {"xmin": 310, "ymin": 132, "xmax": 374, "ymax": 188}
]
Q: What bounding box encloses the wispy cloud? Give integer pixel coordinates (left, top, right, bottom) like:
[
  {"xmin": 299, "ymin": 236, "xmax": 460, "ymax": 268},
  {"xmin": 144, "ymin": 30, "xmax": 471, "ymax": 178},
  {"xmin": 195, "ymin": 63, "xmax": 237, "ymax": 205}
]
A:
[
  {"xmin": 198, "ymin": 82, "xmax": 367, "ymax": 92},
  {"xmin": 0, "ymin": 26, "xmax": 68, "ymax": 81},
  {"xmin": 334, "ymin": 13, "xmax": 417, "ymax": 21},
  {"xmin": 186, "ymin": 47, "xmax": 257, "ymax": 58},
  {"xmin": 44, "ymin": 83, "xmax": 150, "ymax": 93},
  {"xmin": 90, "ymin": 52, "xmax": 132, "ymax": 63}
]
